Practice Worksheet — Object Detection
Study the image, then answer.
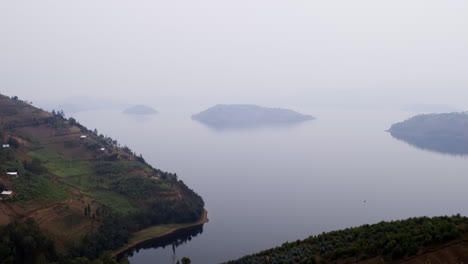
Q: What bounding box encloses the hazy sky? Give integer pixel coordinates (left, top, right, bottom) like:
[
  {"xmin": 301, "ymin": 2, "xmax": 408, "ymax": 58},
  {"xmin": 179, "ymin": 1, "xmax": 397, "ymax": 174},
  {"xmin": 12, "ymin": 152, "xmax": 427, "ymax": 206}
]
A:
[{"xmin": 1, "ymin": 0, "xmax": 467, "ymax": 108}]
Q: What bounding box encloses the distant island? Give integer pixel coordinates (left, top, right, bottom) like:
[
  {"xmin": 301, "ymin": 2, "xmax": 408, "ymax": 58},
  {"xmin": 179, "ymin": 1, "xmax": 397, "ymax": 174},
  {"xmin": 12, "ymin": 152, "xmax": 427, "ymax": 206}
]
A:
[
  {"xmin": 123, "ymin": 105, "xmax": 158, "ymax": 115},
  {"xmin": 191, "ymin": 104, "xmax": 315, "ymax": 129},
  {"xmin": 388, "ymin": 112, "xmax": 468, "ymax": 155}
]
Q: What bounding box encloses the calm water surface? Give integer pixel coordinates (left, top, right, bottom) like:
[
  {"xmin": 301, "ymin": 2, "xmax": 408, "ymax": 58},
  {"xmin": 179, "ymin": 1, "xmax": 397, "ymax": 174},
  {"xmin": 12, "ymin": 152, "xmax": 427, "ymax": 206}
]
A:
[{"xmin": 75, "ymin": 108, "xmax": 468, "ymax": 264}]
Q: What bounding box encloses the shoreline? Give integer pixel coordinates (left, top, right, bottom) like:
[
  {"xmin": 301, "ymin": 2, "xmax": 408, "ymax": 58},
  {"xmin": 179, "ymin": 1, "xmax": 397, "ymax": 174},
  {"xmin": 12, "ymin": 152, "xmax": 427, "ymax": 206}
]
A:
[{"xmin": 113, "ymin": 209, "xmax": 209, "ymax": 256}]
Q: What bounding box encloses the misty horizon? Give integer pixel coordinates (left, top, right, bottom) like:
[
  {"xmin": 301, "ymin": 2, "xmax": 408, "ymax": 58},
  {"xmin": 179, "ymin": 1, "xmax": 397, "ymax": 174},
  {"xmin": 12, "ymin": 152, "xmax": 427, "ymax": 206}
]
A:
[
  {"xmin": 1, "ymin": 0, "xmax": 467, "ymax": 109},
  {"xmin": 1, "ymin": 1, "xmax": 468, "ymax": 263}
]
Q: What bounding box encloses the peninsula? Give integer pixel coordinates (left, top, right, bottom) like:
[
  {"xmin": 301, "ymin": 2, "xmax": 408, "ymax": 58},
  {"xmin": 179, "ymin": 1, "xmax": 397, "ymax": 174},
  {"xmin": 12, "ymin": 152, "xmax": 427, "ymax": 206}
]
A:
[
  {"xmin": 0, "ymin": 94, "xmax": 204, "ymax": 263},
  {"xmin": 388, "ymin": 112, "xmax": 468, "ymax": 155}
]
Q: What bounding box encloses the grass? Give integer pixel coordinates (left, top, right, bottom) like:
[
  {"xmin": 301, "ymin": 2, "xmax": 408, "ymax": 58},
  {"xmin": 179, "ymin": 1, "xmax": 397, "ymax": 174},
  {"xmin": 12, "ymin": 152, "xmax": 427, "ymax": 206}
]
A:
[
  {"xmin": 129, "ymin": 224, "xmax": 184, "ymax": 244},
  {"xmin": 46, "ymin": 160, "xmax": 96, "ymax": 189},
  {"xmin": 28, "ymin": 147, "xmax": 136, "ymax": 214},
  {"xmin": 84, "ymin": 190, "xmax": 136, "ymax": 214},
  {"xmin": 28, "ymin": 147, "xmax": 63, "ymax": 162},
  {"xmin": 12, "ymin": 175, "xmax": 69, "ymax": 204}
]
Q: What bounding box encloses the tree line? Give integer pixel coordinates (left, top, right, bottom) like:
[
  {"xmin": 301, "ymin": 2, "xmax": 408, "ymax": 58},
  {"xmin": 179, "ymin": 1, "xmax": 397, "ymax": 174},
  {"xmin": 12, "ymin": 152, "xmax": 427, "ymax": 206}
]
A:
[
  {"xmin": 227, "ymin": 215, "xmax": 468, "ymax": 264},
  {"xmin": 0, "ymin": 219, "xmax": 129, "ymax": 264}
]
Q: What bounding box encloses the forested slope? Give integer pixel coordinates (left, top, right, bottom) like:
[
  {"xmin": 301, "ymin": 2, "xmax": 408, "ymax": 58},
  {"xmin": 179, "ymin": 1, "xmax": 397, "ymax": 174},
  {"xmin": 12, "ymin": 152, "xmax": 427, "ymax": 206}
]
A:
[{"xmin": 0, "ymin": 94, "xmax": 204, "ymax": 261}]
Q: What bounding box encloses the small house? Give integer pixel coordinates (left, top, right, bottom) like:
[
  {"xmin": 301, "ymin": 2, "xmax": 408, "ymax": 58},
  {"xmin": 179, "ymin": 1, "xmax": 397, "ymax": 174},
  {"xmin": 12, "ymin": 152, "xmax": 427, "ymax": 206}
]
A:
[
  {"xmin": 6, "ymin": 172, "xmax": 18, "ymax": 177},
  {"xmin": 1, "ymin": 190, "xmax": 14, "ymax": 200},
  {"xmin": 2, "ymin": 144, "xmax": 9, "ymax": 148},
  {"xmin": 1, "ymin": 191, "xmax": 13, "ymax": 196},
  {"xmin": 80, "ymin": 135, "xmax": 87, "ymax": 139},
  {"xmin": 100, "ymin": 148, "xmax": 105, "ymax": 151}
]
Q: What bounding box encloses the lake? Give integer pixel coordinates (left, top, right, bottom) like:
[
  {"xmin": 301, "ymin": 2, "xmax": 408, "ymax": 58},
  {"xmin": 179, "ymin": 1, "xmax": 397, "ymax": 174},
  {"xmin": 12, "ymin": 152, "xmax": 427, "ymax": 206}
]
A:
[{"xmin": 74, "ymin": 107, "xmax": 468, "ymax": 264}]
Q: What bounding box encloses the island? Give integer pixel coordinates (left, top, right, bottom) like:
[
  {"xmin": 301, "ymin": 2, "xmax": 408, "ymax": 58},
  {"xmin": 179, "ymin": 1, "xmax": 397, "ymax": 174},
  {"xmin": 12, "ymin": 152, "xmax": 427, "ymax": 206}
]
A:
[
  {"xmin": 123, "ymin": 104, "xmax": 158, "ymax": 115},
  {"xmin": 191, "ymin": 104, "xmax": 315, "ymax": 129},
  {"xmin": 0, "ymin": 94, "xmax": 204, "ymax": 263},
  {"xmin": 388, "ymin": 112, "xmax": 468, "ymax": 155}
]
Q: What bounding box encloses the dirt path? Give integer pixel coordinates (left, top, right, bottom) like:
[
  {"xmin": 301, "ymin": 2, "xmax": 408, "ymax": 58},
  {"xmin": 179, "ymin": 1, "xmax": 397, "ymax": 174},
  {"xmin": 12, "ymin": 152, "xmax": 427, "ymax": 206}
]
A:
[
  {"xmin": 113, "ymin": 209, "xmax": 209, "ymax": 256},
  {"xmin": 24, "ymin": 199, "xmax": 73, "ymax": 220}
]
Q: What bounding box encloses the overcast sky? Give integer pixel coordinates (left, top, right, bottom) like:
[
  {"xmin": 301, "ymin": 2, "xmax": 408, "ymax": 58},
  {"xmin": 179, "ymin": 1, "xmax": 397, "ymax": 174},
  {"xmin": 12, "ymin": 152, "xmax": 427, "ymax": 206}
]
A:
[{"xmin": 1, "ymin": 0, "xmax": 467, "ymax": 108}]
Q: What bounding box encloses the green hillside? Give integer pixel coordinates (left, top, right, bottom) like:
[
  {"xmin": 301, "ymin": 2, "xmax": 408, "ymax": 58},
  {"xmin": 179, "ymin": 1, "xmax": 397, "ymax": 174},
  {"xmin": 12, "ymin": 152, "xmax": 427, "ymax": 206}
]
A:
[
  {"xmin": 226, "ymin": 215, "xmax": 468, "ymax": 264},
  {"xmin": 0, "ymin": 94, "xmax": 204, "ymax": 262}
]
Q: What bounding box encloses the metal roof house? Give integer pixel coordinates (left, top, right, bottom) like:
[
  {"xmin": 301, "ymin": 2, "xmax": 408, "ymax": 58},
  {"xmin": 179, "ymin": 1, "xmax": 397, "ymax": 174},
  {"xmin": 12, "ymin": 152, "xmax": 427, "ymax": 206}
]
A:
[
  {"xmin": 6, "ymin": 172, "xmax": 18, "ymax": 176},
  {"xmin": 2, "ymin": 144, "xmax": 9, "ymax": 148},
  {"xmin": 1, "ymin": 191, "xmax": 13, "ymax": 196},
  {"xmin": 80, "ymin": 135, "xmax": 87, "ymax": 139}
]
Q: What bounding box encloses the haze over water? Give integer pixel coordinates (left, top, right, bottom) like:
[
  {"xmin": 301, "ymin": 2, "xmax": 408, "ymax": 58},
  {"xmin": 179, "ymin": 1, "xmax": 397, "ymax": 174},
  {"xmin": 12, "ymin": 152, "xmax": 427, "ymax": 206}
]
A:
[
  {"xmin": 2, "ymin": 0, "xmax": 468, "ymax": 263},
  {"xmin": 74, "ymin": 106, "xmax": 468, "ymax": 263}
]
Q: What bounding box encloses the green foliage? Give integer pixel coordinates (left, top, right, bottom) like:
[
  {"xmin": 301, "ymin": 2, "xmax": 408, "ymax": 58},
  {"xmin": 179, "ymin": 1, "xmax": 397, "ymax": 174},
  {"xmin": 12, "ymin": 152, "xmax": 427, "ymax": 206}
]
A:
[
  {"xmin": 4, "ymin": 161, "xmax": 26, "ymax": 175},
  {"xmin": 226, "ymin": 215, "xmax": 468, "ymax": 264},
  {"xmin": 84, "ymin": 190, "xmax": 135, "ymax": 214},
  {"xmin": 93, "ymin": 162, "xmax": 128, "ymax": 177},
  {"xmin": 114, "ymin": 176, "xmax": 170, "ymax": 200},
  {"xmin": 181, "ymin": 257, "xmax": 191, "ymax": 264},
  {"xmin": 23, "ymin": 158, "xmax": 48, "ymax": 174},
  {"xmin": 64, "ymin": 140, "xmax": 81, "ymax": 149},
  {"xmin": 0, "ymin": 219, "xmax": 58, "ymax": 264},
  {"xmin": 45, "ymin": 114, "xmax": 70, "ymax": 131},
  {"xmin": 0, "ymin": 94, "xmax": 205, "ymax": 262},
  {"xmin": 7, "ymin": 137, "xmax": 19, "ymax": 148},
  {"xmin": 0, "ymin": 219, "xmax": 129, "ymax": 264},
  {"xmin": 70, "ymin": 215, "xmax": 132, "ymax": 259},
  {"xmin": 11, "ymin": 173, "xmax": 69, "ymax": 203}
]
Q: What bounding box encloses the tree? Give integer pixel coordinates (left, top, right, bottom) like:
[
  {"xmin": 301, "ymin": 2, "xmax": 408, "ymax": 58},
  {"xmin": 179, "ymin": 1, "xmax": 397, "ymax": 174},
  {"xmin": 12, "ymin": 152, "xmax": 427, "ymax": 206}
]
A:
[
  {"xmin": 181, "ymin": 257, "xmax": 191, "ymax": 264},
  {"xmin": 8, "ymin": 137, "xmax": 20, "ymax": 148},
  {"xmin": 69, "ymin": 117, "xmax": 77, "ymax": 126}
]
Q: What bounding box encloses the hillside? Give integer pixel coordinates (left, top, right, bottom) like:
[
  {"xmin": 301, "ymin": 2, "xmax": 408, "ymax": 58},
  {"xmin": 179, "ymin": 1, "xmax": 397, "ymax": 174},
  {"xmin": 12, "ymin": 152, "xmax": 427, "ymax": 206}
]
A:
[
  {"xmin": 191, "ymin": 104, "xmax": 315, "ymax": 129},
  {"xmin": 0, "ymin": 94, "xmax": 204, "ymax": 260},
  {"xmin": 388, "ymin": 112, "xmax": 468, "ymax": 155},
  {"xmin": 226, "ymin": 215, "xmax": 468, "ymax": 264}
]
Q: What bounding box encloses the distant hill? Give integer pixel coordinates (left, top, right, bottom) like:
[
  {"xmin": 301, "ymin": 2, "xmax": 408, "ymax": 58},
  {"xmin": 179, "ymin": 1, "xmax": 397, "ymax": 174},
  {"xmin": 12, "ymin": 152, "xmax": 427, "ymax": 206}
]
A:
[
  {"xmin": 388, "ymin": 112, "xmax": 468, "ymax": 155},
  {"xmin": 226, "ymin": 215, "xmax": 468, "ymax": 264},
  {"xmin": 192, "ymin": 104, "xmax": 315, "ymax": 129},
  {"xmin": 123, "ymin": 105, "xmax": 158, "ymax": 115},
  {"xmin": 0, "ymin": 94, "xmax": 204, "ymax": 262}
]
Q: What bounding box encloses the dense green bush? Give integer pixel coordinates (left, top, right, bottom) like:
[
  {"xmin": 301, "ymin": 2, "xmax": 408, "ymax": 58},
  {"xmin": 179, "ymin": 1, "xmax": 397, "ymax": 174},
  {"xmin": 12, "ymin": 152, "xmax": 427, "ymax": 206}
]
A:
[
  {"xmin": 227, "ymin": 215, "xmax": 468, "ymax": 264},
  {"xmin": 0, "ymin": 219, "xmax": 129, "ymax": 264},
  {"xmin": 0, "ymin": 219, "xmax": 58, "ymax": 264},
  {"xmin": 7, "ymin": 137, "xmax": 19, "ymax": 148}
]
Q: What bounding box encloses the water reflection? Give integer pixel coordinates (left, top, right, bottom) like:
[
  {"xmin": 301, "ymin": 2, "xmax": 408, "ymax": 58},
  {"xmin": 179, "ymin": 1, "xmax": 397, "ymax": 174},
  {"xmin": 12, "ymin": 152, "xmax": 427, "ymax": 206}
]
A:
[
  {"xmin": 389, "ymin": 131, "xmax": 468, "ymax": 156},
  {"xmin": 123, "ymin": 114, "xmax": 157, "ymax": 124},
  {"xmin": 118, "ymin": 225, "xmax": 204, "ymax": 263},
  {"xmin": 191, "ymin": 119, "xmax": 313, "ymax": 132}
]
